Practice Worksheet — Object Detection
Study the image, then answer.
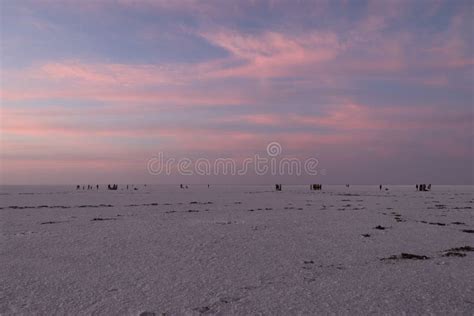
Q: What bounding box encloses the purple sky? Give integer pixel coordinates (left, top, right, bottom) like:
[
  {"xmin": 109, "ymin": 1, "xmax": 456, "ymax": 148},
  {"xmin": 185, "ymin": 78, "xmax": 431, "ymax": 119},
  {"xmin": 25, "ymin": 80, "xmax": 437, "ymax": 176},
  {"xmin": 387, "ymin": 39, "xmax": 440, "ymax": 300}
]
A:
[{"xmin": 1, "ymin": 0, "xmax": 473, "ymax": 184}]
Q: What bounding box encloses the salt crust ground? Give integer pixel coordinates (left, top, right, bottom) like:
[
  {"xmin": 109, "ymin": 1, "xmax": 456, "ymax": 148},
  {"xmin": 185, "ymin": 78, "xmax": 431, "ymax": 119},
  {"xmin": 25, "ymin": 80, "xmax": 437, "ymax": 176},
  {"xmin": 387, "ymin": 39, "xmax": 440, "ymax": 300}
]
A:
[{"xmin": 1, "ymin": 185, "xmax": 473, "ymax": 315}]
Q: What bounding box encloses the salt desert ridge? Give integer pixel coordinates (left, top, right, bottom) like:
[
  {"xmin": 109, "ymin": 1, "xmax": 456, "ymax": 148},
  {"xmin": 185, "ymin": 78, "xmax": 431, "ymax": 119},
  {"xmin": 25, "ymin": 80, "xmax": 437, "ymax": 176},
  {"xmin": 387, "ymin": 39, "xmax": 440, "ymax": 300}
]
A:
[{"xmin": 1, "ymin": 185, "xmax": 473, "ymax": 314}]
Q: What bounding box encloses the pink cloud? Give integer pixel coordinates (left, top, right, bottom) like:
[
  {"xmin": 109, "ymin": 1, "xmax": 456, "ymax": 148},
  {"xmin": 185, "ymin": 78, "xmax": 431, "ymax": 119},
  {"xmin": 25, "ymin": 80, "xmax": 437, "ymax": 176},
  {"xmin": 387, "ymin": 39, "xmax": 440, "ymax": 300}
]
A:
[
  {"xmin": 239, "ymin": 114, "xmax": 282, "ymax": 126},
  {"xmin": 1, "ymin": 86, "xmax": 248, "ymax": 108},
  {"xmin": 1, "ymin": 60, "xmax": 255, "ymax": 107},
  {"xmin": 37, "ymin": 61, "xmax": 189, "ymax": 86},
  {"xmin": 201, "ymin": 30, "xmax": 342, "ymax": 79},
  {"xmin": 2, "ymin": 13, "xmax": 471, "ymax": 110}
]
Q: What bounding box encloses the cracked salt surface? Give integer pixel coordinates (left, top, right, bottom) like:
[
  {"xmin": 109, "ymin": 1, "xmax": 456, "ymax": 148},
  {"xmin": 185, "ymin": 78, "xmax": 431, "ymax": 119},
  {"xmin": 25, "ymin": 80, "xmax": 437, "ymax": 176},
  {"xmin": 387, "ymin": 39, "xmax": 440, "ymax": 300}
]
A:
[{"xmin": 1, "ymin": 184, "xmax": 473, "ymax": 314}]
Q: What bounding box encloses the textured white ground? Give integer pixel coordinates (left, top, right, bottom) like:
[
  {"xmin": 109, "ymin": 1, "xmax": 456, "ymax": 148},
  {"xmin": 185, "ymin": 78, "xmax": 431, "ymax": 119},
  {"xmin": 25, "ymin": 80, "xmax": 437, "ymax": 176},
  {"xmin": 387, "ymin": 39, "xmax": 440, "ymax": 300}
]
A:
[{"xmin": 1, "ymin": 185, "xmax": 473, "ymax": 315}]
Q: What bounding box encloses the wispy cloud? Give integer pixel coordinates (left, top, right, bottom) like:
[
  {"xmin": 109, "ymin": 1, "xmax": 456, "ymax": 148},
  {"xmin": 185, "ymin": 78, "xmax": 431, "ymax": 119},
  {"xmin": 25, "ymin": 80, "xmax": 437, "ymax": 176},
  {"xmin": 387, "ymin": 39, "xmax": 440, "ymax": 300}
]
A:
[{"xmin": 1, "ymin": 0, "xmax": 472, "ymax": 183}]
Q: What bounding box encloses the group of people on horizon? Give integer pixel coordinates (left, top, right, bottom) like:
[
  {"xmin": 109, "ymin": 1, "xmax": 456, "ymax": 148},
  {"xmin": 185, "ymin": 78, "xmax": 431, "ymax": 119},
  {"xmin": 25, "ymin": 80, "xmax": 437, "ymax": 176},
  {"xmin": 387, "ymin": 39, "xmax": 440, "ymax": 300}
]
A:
[
  {"xmin": 416, "ymin": 184, "xmax": 431, "ymax": 191},
  {"xmin": 76, "ymin": 185, "xmax": 99, "ymax": 190},
  {"xmin": 75, "ymin": 184, "xmax": 434, "ymax": 192},
  {"xmin": 75, "ymin": 184, "xmax": 144, "ymax": 191}
]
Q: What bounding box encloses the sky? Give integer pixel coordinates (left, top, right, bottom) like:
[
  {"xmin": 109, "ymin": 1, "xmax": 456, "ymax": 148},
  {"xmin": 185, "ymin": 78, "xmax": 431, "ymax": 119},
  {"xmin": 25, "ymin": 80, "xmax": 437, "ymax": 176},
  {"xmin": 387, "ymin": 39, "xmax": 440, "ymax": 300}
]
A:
[{"xmin": 0, "ymin": 0, "xmax": 473, "ymax": 185}]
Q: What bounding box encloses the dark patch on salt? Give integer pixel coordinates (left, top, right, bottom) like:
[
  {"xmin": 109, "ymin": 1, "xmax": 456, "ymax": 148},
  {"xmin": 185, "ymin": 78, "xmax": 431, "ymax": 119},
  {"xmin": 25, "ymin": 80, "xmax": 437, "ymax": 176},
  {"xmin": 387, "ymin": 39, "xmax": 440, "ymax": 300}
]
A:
[
  {"xmin": 91, "ymin": 217, "xmax": 116, "ymax": 221},
  {"xmin": 429, "ymin": 222, "xmax": 447, "ymax": 226},
  {"xmin": 381, "ymin": 253, "xmax": 430, "ymax": 260},
  {"xmin": 216, "ymin": 221, "xmax": 234, "ymax": 225},
  {"xmin": 190, "ymin": 201, "xmax": 213, "ymax": 205},
  {"xmin": 193, "ymin": 306, "xmax": 211, "ymax": 313},
  {"xmin": 442, "ymin": 252, "xmax": 466, "ymax": 257},
  {"xmin": 445, "ymin": 246, "xmax": 474, "ymax": 252}
]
